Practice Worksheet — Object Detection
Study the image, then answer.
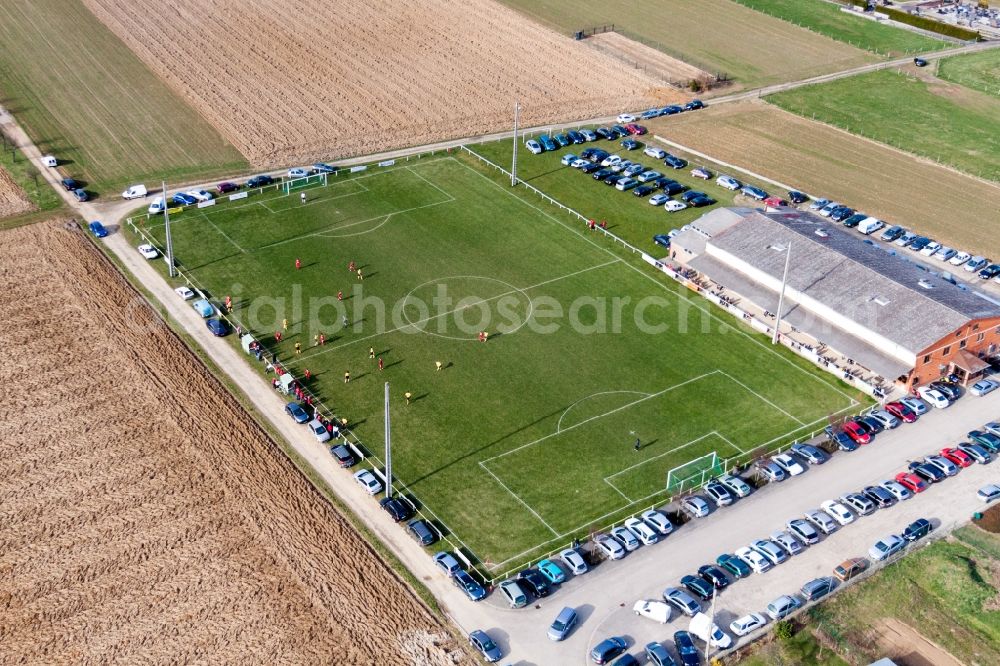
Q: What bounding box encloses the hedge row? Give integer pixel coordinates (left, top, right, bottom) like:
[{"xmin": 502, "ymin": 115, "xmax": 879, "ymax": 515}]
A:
[{"xmin": 842, "ymin": 1, "xmax": 981, "ymax": 41}]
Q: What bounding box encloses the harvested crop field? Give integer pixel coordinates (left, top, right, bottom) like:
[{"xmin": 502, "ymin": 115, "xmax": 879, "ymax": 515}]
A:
[
  {"xmin": 0, "ymin": 221, "xmax": 467, "ymax": 665},
  {"xmin": 653, "ymin": 100, "xmax": 1000, "ymax": 260},
  {"xmin": 0, "ymin": 167, "xmax": 33, "ymax": 218},
  {"xmin": 82, "ymin": 0, "xmax": 668, "ymax": 167},
  {"xmin": 584, "ymin": 32, "xmax": 709, "ymax": 86}
]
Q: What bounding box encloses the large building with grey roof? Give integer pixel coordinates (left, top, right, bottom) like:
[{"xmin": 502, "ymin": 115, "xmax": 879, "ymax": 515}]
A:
[{"xmin": 671, "ymin": 207, "xmax": 1000, "ymax": 390}]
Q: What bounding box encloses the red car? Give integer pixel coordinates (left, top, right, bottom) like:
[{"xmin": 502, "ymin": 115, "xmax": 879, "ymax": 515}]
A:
[
  {"xmin": 894, "ymin": 472, "xmax": 928, "ymax": 493},
  {"xmin": 217, "ymin": 181, "xmax": 240, "ymax": 194},
  {"xmin": 625, "ymin": 123, "xmax": 647, "ymax": 136},
  {"xmin": 763, "ymin": 196, "xmax": 787, "ymax": 208},
  {"xmin": 843, "ymin": 420, "xmax": 871, "ymax": 445},
  {"xmin": 940, "ymin": 447, "xmax": 974, "ymax": 468},
  {"xmin": 885, "ymin": 401, "xmax": 917, "ymax": 423}
]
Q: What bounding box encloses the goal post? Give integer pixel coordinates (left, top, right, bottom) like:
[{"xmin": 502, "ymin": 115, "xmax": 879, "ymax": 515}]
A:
[
  {"xmin": 665, "ymin": 451, "xmax": 723, "ymax": 495},
  {"xmin": 281, "ymin": 172, "xmax": 328, "ymax": 194}
]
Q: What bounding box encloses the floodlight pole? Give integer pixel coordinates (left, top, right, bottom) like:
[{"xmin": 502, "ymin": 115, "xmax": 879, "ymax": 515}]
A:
[
  {"xmin": 162, "ymin": 180, "xmax": 175, "ymax": 278},
  {"xmin": 772, "ymin": 241, "xmax": 791, "ymax": 345},
  {"xmin": 384, "ymin": 382, "xmax": 392, "ymax": 498},
  {"xmin": 511, "ymin": 101, "xmax": 520, "ymax": 186}
]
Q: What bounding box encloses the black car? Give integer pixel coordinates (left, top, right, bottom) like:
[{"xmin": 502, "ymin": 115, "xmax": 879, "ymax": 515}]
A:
[
  {"xmin": 633, "ymin": 184, "xmax": 656, "ymax": 197},
  {"xmin": 611, "ymin": 124, "xmax": 629, "ymax": 137},
  {"xmin": 596, "ymin": 127, "xmax": 615, "ymax": 140},
  {"xmin": 697, "ymin": 565, "xmax": 730, "ymax": 589},
  {"xmin": 206, "ymin": 318, "xmax": 229, "ymax": 337},
  {"xmin": 842, "ymin": 213, "xmax": 867, "ymax": 228},
  {"xmin": 685, "ymin": 99, "xmax": 704, "ymax": 110},
  {"xmin": 246, "ymin": 174, "xmax": 275, "ymax": 188},
  {"xmin": 380, "ymin": 496, "xmax": 414, "ymax": 522},
  {"xmin": 604, "ymin": 174, "xmax": 622, "ymax": 186},
  {"xmin": 856, "ymin": 417, "xmax": 883, "ymax": 435},
  {"xmin": 903, "ymin": 517, "xmax": 932, "ymax": 542},
  {"xmin": 567, "ymin": 130, "xmax": 585, "ymax": 144},
  {"xmin": 688, "ymin": 194, "xmax": 715, "ymax": 207},
  {"xmin": 614, "ymin": 656, "xmax": 639, "ymax": 666},
  {"xmin": 60, "ymin": 177, "xmax": 81, "ymax": 191},
  {"xmin": 581, "ymin": 163, "xmax": 602, "ymax": 174},
  {"xmin": 929, "ymin": 381, "xmax": 961, "ymax": 401},
  {"xmin": 673, "ymin": 631, "xmax": 700, "ymax": 666},
  {"xmin": 863, "ymin": 485, "xmax": 897, "ymax": 508},
  {"xmin": 330, "ymin": 443, "xmax": 356, "ymax": 467},
  {"xmin": 621, "ymin": 138, "xmax": 640, "ymax": 150},
  {"xmin": 664, "ymin": 154, "xmax": 687, "ymax": 169},
  {"xmin": 825, "ymin": 426, "xmax": 859, "ymax": 452},
  {"xmin": 516, "ymin": 568, "xmax": 551, "ymax": 598},
  {"xmin": 788, "ymin": 190, "xmax": 808, "ymax": 204},
  {"xmin": 914, "ymin": 57, "xmax": 929, "ymax": 67},
  {"xmin": 680, "ymin": 574, "xmax": 714, "ymax": 601},
  {"xmin": 407, "ymin": 518, "xmax": 438, "ymax": 546},
  {"xmin": 829, "ymin": 206, "xmax": 854, "ymax": 222},
  {"xmin": 593, "ymin": 168, "xmax": 613, "ymax": 180},
  {"xmin": 910, "ymin": 236, "xmax": 931, "ymax": 252},
  {"xmin": 589, "ymin": 149, "xmax": 610, "ymax": 163},
  {"xmin": 680, "ymin": 190, "xmax": 707, "ymax": 203},
  {"xmin": 908, "ymin": 461, "xmax": 945, "ymax": 483},
  {"xmin": 659, "ymin": 180, "xmax": 687, "ymax": 195}
]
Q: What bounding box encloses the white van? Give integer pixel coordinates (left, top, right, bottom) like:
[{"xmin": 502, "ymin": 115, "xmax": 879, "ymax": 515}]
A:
[
  {"xmin": 122, "ymin": 184, "xmax": 148, "ymax": 200},
  {"xmin": 147, "ymin": 197, "xmax": 165, "ymax": 215},
  {"xmin": 41, "ymin": 155, "xmax": 58, "ymax": 168},
  {"xmin": 690, "ymin": 612, "xmax": 733, "ymax": 649},
  {"xmin": 857, "ymin": 217, "xmax": 884, "ymax": 235}
]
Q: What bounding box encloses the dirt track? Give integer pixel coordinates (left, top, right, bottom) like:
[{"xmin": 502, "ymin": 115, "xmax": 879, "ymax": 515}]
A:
[
  {"xmin": 0, "ymin": 221, "xmax": 467, "ymax": 665},
  {"xmin": 81, "ymin": 0, "xmax": 674, "ymax": 167},
  {"xmin": 0, "ymin": 167, "xmax": 33, "ymax": 218}
]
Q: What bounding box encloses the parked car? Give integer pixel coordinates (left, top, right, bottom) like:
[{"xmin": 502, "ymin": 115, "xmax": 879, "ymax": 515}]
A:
[
  {"xmin": 469, "ymin": 630, "xmax": 502, "ymax": 663},
  {"xmin": 790, "ymin": 443, "xmax": 828, "ymax": 465},
  {"xmin": 175, "ymin": 286, "xmax": 195, "ymax": 300},
  {"xmin": 716, "ymin": 175, "xmax": 741, "ymax": 190},
  {"xmin": 717, "ymin": 473, "xmax": 752, "ymax": 498},
  {"xmin": 697, "ymin": 564, "xmax": 730, "ymax": 589},
  {"xmin": 611, "ymin": 525, "xmax": 641, "ymax": 551},
  {"xmin": 956, "ymin": 443, "xmax": 991, "ymax": 464},
  {"xmin": 307, "ymin": 418, "xmax": 331, "ymax": 442},
  {"xmin": 624, "ymin": 517, "xmax": 659, "ymax": 545},
  {"xmin": 971, "ymin": 379, "xmax": 999, "ymax": 397},
  {"xmin": 866, "ymin": 409, "xmax": 901, "ymax": 429},
  {"xmin": 741, "ymin": 185, "xmax": 767, "ymax": 200},
  {"xmin": 730, "ymin": 612, "xmax": 768, "ymax": 637},
  {"xmin": 312, "ymin": 162, "xmax": 337, "ymax": 174},
  {"xmin": 453, "ymin": 569, "xmax": 487, "ymax": 601},
  {"xmin": 863, "ymin": 485, "xmax": 897, "ymax": 508},
  {"xmin": 833, "ymin": 557, "xmax": 868, "ymax": 581},
  {"xmin": 704, "ymin": 480, "xmax": 734, "ymax": 506},
  {"xmin": 284, "ymin": 401, "xmax": 310, "ymax": 424},
  {"xmin": 820, "ymin": 500, "xmax": 855, "ymax": 526},
  {"xmin": 869, "ymin": 534, "xmax": 906, "ymax": 561},
  {"xmin": 916, "ymin": 386, "xmax": 950, "ymax": 409},
  {"xmin": 649, "ymin": 193, "xmax": 670, "ymax": 206},
  {"xmin": 673, "ymin": 631, "xmax": 700, "ymax": 666},
  {"xmin": 940, "ymin": 446, "xmax": 974, "ymax": 468},
  {"xmin": 770, "ymin": 529, "xmax": 805, "ymax": 556},
  {"xmin": 907, "ymin": 461, "xmax": 944, "ymax": 484},
  {"xmin": 842, "ymin": 420, "xmax": 871, "ymax": 444},
  {"xmin": 689, "ymin": 611, "xmax": 732, "ymax": 649},
  {"xmin": 353, "ymin": 469, "xmax": 383, "ymax": 495},
  {"xmin": 559, "ymin": 548, "xmax": 588, "ymax": 575},
  {"xmin": 978, "ymin": 483, "xmax": 1000, "ymax": 502},
  {"xmin": 595, "ymin": 534, "xmax": 626, "ymax": 560},
  {"xmin": 633, "ymin": 599, "xmax": 671, "ymax": 624},
  {"xmin": 686, "ymin": 99, "xmax": 705, "ymax": 110},
  {"xmin": 548, "ymin": 606, "xmax": 579, "ymax": 641},
  {"xmin": 217, "ymin": 181, "xmax": 240, "ymax": 193},
  {"xmin": 537, "ymin": 559, "xmax": 566, "ymax": 583},
  {"xmin": 899, "ymin": 395, "xmax": 929, "ymax": 415},
  {"xmin": 801, "ymin": 576, "xmax": 835, "ymax": 601},
  {"xmin": 408, "ymin": 518, "xmax": 437, "ymax": 545},
  {"xmin": 969, "ymin": 429, "xmax": 1000, "ymax": 452},
  {"xmin": 87, "ymin": 220, "xmax": 108, "ymax": 238},
  {"xmin": 645, "ymin": 642, "xmax": 676, "ymax": 666},
  {"xmin": 691, "ymin": 166, "xmax": 712, "ymax": 180},
  {"xmin": 716, "ymin": 552, "xmax": 752, "ymax": 579},
  {"xmin": 681, "ymin": 574, "xmax": 715, "ymax": 600},
  {"xmin": 644, "ymin": 146, "xmax": 668, "ymax": 159},
  {"xmin": 826, "ymin": 426, "xmax": 859, "ymax": 452},
  {"xmin": 924, "ymin": 455, "xmax": 959, "ymax": 477},
  {"xmin": 965, "ymin": 256, "xmax": 989, "ymax": 272},
  {"xmin": 893, "ymin": 472, "xmax": 927, "ymax": 494},
  {"xmin": 841, "ymin": 492, "xmax": 876, "ymax": 516},
  {"xmin": 329, "ymin": 444, "xmax": 355, "ymax": 468},
  {"xmin": 662, "ymin": 587, "xmax": 701, "ymax": 616},
  {"xmin": 245, "ymin": 174, "xmax": 274, "ymax": 188},
  {"xmin": 680, "ymin": 496, "xmax": 711, "ymax": 518},
  {"xmin": 773, "ymin": 453, "xmax": 805, "ymax": 476},
  {"xmin": 750, "ymin": 539, "xmax": 788, "ymax": 565},
  {"xmin": 664, "ymin": 200, "xmax": 688, "ymax": 212},
  {"xmin": 902, "ymin": 518, "xmax": 932, "ymax": 542},
  {"xmin": 516, "ymin": 568, "xmax": 551, "ymax": 597},
  {"xmin": 757, "ymin": 460, "xmax": 787, "ymax": 483},
  {"xmin": 498, "ymin": 579, "xmax": 527, "ymax": 608},
  {"xmin": 433, "ymin": 551, "xmax": 462, "ymax": 576},
  {"xmin": 766, "ymin": 595, "xmax": 802, "ymax": 620},
  {"xmin": 734, "ymin": 546, "xmax": 772, "ymax": 574},
  {"xmin": 804, "ymin": 509, "xmax": 838, "ymax": 534},
  {"xmin": 885, "ymin": 401, "xmax": 917, "ymax": 423},
  {"xmin": 663, "ymin": 154, "xmax": 687, "ymax": 169},
  {"xmin": 380, "ymin": 496, "xmax": 414, "ymax": 522},
  {"xmin": 786, "ymin": 518, "xmax": 821, "ymax": 545},
  {"xmin": 642, "ymin": 510, "xmax": 674, "ymax": 535},
  {"xmin": 880, "ymin": 479, "xmax": 913, "ymax": 501}
]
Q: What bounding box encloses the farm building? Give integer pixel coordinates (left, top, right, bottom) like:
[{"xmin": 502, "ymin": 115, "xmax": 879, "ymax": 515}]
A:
[{"xmin": 671, "ymin": 208, "xmax": 1000, "ymax": 391}]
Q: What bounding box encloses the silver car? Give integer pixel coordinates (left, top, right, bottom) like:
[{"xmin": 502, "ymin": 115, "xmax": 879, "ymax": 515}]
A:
[
  {"xmin": 596, "ymin": 534, "xmax": 626, "ymax": 560},
  {"xmin": 547, "ymin": 606, "xmax": 578, "ymax": 641},
  {"xmin": 718, "ymin": 474, "xmax": 752, "ymax": 498},
  {"xmin": 662, "ymin": 587, "xmax": 701, "ymax": 616},
  {"xmin": 804, "ymin": 510, "xmax": 838, "ymax": 534},
  {"xmin": 758, "ymin": 460, "xmax": 786, "ymax": 483},
  {"xmin": 559, "ymin": 548, "xmax": 588, "ymax": 575},
  {"xmin": 766, "ymin": 595, "xmax": 801, "ymax": 620},
  {"xmin": 866, "ymin": 409, "xmax": 900, "ymax": 429},
  {"xmin": 841, "ymin": 492, "xmax": 876, "ymax": 516},
  {"xmin": 751, "ymin": 539, "xmax": 788, "ymax": 565},
  {"xmin": 642, "ymin": 510, "xmax": 674, "ymax": 535},
  {"xmin": 681, "ymin": 496, "xmax": 711, "ymax": 518},
  {"xmin": 984, "ymin": 422, "xmax": 1000, "ymax": 438},
  {"xmin": 770, "ymin": 529, "xmax": 805, "ymax": 556},
  {"xmin": 611, "ymin": 525, "xmax": 641, "ymax": 551},
  {"xmin": 786, "ymin": 518, "xmax": 820, "ymax": 544},
  {"xmin": 925, "ymin": 455, "xmax": 959, "ymax": 477},
  {"xmin": 880, "ymin": 480, "xmax": 912, "ymax": 502},
  {"xmin": 899, "ymin": 395, "xmax": 928, "ymax": 415}
]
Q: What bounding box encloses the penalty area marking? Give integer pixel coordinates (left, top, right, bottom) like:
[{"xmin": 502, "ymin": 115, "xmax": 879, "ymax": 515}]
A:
[{"xmin": 556, "ymin": 390, "xmax": 653, "ymax": 434}]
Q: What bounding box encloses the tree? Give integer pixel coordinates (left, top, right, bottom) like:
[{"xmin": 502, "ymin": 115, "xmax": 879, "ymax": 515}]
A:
[{"xmin": 774, "ymin": 620, "xmax": 795, "ymax": 641}]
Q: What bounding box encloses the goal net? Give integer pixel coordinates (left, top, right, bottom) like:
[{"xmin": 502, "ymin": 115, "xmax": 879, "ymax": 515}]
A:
[
  {"xmin": 281, "ymin": 172, "xmax": 327, "ymax": 194},
  {"xmin": 665, "ymin": 451, "xmax": 723, "ymax": 495}
]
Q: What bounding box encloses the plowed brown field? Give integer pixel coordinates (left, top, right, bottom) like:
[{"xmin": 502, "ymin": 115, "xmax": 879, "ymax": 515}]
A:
[
  {"xmin": 655, "ymin": 100, "xmax": 1000, "ymax": 260},
  {"xmin": 0, "ymin": 167, "xmax": 33, "ymax": 218},
  {"xmin": 82, "ymin": 0, "xmax": 671, "ymax": 167},
  {"xmin": 0, "ymin": 221, "xmax": 467, "ymax": 665}
]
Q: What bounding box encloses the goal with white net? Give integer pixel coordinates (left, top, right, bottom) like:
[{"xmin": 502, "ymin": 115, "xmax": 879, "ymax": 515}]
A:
[
  {"xmin": 281, "ymin": 172, "xmax": 328, "ymax": 194},
  {"xmin": 665, "ymin": 451, "xmax": 724, "ymax": 495}
]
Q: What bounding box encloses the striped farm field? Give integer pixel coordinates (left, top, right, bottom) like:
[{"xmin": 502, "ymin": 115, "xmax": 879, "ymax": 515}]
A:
[
  {"xmin": 652, "ymin": 100, "xmax": 1000, "ymax": 260},
  {"xmin": 0, "ymin": 0, "xmax": 247, "ymax": 194}
]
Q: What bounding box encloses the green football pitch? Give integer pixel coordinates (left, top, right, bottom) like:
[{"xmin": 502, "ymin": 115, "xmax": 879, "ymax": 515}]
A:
[{"xmin": 137, "ymin": 152, "xmax": 861, "ymax": 569}]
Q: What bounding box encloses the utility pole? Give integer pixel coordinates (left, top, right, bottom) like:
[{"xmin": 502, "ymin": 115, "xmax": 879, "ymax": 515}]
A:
[
  {"xmin": 511, "ymin": 101, "xmax": 520, "ymax": 186},
  {"xmin": 772, "ymin": 240, "xmax": 791, "ymax": 345},
  {"xmin": 163, "ymin": 180, "xmax": 175, "ymax": 278},
  {"xmin": 705, "ymin": 587, "xmax": 718, "ymax": 663},
  {"xmin": 384, "ymin": 382, "xmax": 392, "ymax": 499}
]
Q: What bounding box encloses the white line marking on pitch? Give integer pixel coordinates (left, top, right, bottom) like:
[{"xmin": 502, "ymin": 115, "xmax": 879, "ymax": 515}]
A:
[
  {"xmin": 718, "ymin": 371, "xmax": 805, "ymax": 425},
  {"xmin": 479, "ymin": 462, "xmax": 559, "ymax": 536},
  {"xmin": 556, "ymin": 390, "xmax": 653, "ymax": 433},
  {"xmin": 198, "ymin": 212, "xmax": 246, "ymax": 254}
]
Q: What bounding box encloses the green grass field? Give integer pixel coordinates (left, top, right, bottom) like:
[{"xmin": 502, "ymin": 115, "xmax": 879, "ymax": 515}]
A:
[
  {"xmin": 938, "ymin": 50, "xmax": 1000, "ymax": 98},
  {"xmin": 730, "ymin": 0, "xmax": 945, "ymax": 55},
  {"xmin": 0, "ymin": 0, "xmax": 247, "ymax": 194},
  {"xmin": 497, "ymin": 0, "xmax": 876, "ymax": 89},
  {"xmin": 0, "ymin": 143, "xmax": 63, "ymax": 212},
  {"xmin": 768, "ymin": 69, "xmax": 1000, "ymax": 182},
  {"xmin": 807, "ymin": 527, "xmax": 1000, "ymax": 665},
  {"xmin": 132, "ymin": 152, "xmax": 860, "ymax": 568}
]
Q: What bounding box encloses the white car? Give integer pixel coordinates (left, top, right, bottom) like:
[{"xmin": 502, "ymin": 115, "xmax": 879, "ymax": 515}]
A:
[
  {"xmin": 718, "ymin": 473, "xmax": 752, "ymax": 498},
  {"xmin": 558, "ymin": 548, "xmax": 588, "ymax": 575},
  {"xmin": 769, "ymin": 529, "xmax": 805, "ymax": 556},
  {"xmin": 641, "ymin": 510, "xmax": 674, "ymax": 535},
  {"xmin": 186, "ymin": 189, "xmax": 213, "ymax": 202},
  {"xmin": 681, "ymin": 496, "xmax": 711, "ymax": 518},
  {"xmin": 916, "ymin": 386, "xmax": 950, "ymax": 409},
  {"xmin": 644, "ymin": 146, "xmax": 667, "ymax": 159},
  {"xmin": 307, "ymin": 418, "xmax": 331, "ymax": 443},
  {"xmin": 649, "ymin": 193, "xmax": 670, "ymax": 206},
  {"xmin": 949, "ymin": 251, "xmax": 971, "ymax": 266},
  {"xmin": 633, "ymin": 599, "xmax": 671, "ymax": 623},
  {"xmin": 716, "ymin": 175, "xmax": 740, "ymax": 190},
  {"xmin": 919, "ymin": 241, "xmax": 942, "ymax": 257},
  {"xmin": 601, "ymin": 155, "xmax": 622, "ymax": 167},
  {"xmin": 868, "ymin": 534, "xmax": 905, "ymax": 561},
  {"xmin": 690, "ymin": 612, "xmax": 732, "ymax": 649},
  {"xmin": 571, "ymin": 158, "xmax": 590, "ymax": 169},
  {"xmin": 616, "ymin": 113, "xmax": 636, "ymax": 123},
  {"xmin": 624, "ymin": 517, "xmax": 659, "ymax": 545},
  {"xmin": 174, "ymin": 286, "xmax": 195, "ymax": 300},
  {"xmin": 525, "ymin": 139, "xmax": 542, "ymax": 155},
  {"xmin": 353, "ymin": 469, "xmax": 383, "ymax": 495},
  {"xmin": 977, "ymin": 483, "xmax": 1000, "ymax": 502},
  {"xmin": 730, "ymin": 612, "xmax": 767, "ymax": 637},
  {"xmin": 611, "ymin": 525, "xmax": 640, "ymax": 551},
  {"xmin": 820, "ymin": 500, "xmax": 855, "ymax": 526},
  {"xmin": 734, "ymin": 546, "xmax": 772, "ymax": 574},
  {"xmin": 984, "ymin": 421, "xmax": 1000, "ymax": 438},
  {"xmin": 595, "ymin": 534, "xmax": 626, "ymax": 560},
  {"xmin": 663, "ymin": 200, "xmax": 687, "ymax": 212},
  {"xmin": 137, "ymin": 243, "xmax": 159, "ymax": 259},
  {"xmin": 288, "ymin": 167, "xmax": 309, "ymax": 178},
  {"xmin": 773, "ymin": 453, "xmax": 805, "ymax": 476},
  {"xmin": 750, "ymin": 539, "xmax": 788, "ymax": 565},
  {"xmin": 934, "ymin": 246, "xmax": 956, "ymax": 262},
  {"xmin": 970, "ymin": 379, "xmax": 1000, "ymax": 397},
  {"xmin": 804, "ymin": 510, "xmax": 838, "ymax": 534},
  {"xmin": 880, "ymin": 480, "xmax": 912, "ymax": 502}
]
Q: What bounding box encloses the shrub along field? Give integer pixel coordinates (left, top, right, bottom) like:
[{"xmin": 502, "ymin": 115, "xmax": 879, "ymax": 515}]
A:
[
  {"xmin": 498, "ymin": 0, "xmax": 876, "ymax": 89},
  {"xmin": 768, "ymin": 68, "xmax": 1000, "ymax": 182},
  {"xmin": 0, "ymin": 0, "xmax": 247, "ymax": 194},
  {"xmin": 730, "ymin": 0, "xmax": 946, "ymax": 55}
]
